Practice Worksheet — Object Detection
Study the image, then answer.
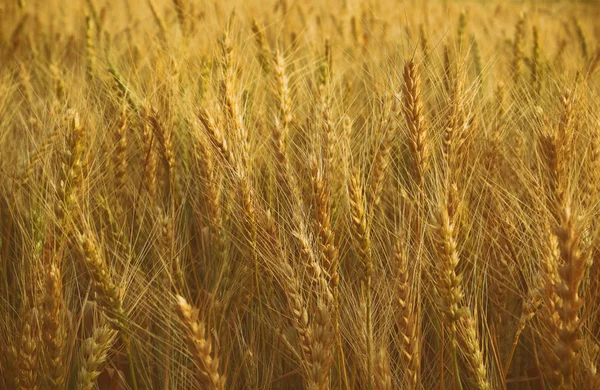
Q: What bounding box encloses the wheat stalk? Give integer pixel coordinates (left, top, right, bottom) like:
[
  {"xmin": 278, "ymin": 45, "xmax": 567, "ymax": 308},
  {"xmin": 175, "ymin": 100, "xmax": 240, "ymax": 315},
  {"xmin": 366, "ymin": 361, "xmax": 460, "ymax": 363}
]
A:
[{"xmin": 348, "ymin": 168, "xmax": 374, "ymax": 388}]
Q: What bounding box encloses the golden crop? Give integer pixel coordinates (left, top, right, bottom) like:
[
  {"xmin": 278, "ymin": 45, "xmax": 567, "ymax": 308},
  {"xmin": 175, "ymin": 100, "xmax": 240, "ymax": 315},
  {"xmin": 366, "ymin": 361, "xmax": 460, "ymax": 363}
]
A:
[{"xmin": 1, "ymin": 0, "xmax": 599, "ymax": 389}]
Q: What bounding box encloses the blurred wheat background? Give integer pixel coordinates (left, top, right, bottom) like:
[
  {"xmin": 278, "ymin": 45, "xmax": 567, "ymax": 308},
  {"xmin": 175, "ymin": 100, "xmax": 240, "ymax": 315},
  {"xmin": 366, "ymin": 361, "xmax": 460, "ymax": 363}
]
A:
[{"xmin": 1, "ymin": 0, "xmax": 600, "ymax": 389}]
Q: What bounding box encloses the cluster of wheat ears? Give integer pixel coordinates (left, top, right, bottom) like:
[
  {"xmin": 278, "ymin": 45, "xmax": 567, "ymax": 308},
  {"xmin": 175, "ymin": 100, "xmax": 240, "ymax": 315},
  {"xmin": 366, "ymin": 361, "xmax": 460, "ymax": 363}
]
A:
[{"xmin": 1, "ymin": 0, "xmax": 600, "ymax": 389}]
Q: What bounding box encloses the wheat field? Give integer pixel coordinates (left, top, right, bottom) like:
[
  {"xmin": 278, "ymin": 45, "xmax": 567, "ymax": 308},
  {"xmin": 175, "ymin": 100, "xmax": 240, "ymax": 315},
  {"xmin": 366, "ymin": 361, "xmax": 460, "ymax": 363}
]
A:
[{"xmin": 1, "ymin": 0, "xmax": 599, "ymax": 389}]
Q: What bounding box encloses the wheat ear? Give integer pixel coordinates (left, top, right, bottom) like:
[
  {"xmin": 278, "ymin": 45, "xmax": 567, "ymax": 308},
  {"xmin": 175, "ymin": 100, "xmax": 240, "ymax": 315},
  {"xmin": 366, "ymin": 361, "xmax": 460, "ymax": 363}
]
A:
[{"xmin": 175, "ymin": 295, "xmax": 226, "ymax": 390}]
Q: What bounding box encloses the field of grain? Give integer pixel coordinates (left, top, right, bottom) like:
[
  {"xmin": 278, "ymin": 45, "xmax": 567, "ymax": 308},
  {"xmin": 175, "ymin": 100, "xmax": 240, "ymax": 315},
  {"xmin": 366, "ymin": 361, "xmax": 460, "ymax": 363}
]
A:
[{"xmin": 1, "ymin": 0, "xmax": 599, "ymax": 389}]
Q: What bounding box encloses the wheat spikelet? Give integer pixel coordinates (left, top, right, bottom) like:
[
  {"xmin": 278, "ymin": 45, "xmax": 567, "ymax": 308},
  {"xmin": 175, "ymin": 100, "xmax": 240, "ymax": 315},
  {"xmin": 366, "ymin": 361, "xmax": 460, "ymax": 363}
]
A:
[
  {"xmin": 433, "ymin": 201, "xmax": 492, "ymax": 389},
  {"xmin": 273, "ymin": 50, "xmax": 293, "ymax": 133},
  {"xmin": 350, "ymin": 15, "xmax": 360, "ymax": 46},
  {"xmin": 49, "ymin": 63, "xmax": 64, "ymax": 100},
  {"xmin": 251, "ymin": 19, "xmax": 271, "ymax": 74},
  {"xmin": 147, "ymin": 107, "xmax": 177, "ymax": 200},
  {"xmin": 374, "ymin": 347, "xmax": 392, "ymax": 390},
  {"xmin": 536, "ymin": 221, "xmax": 563, "ymax": 385},
  {"xmin": 419, "ymin": 24, "xmax": 430, "ymax": 63},
  {"xmin": 443, "ymin": 74, "xmax": 464, "ymax": 174},
  {"xmin": 311, "ymin": 156, "xmax": 347, "ymax": 387},
  {"xmin": 531, "ymin": 25, "xmax": 541, "ymax": 96},
  {"xmin": 318, "ymin": 93, "xmax": 336, "ymax": 177},
  {"xmin": 76, "ymin": 325, "xmax": 117, "ymax": 390},
  {"xmin": 277, "ymin": 257, "xmax": 335, "ymax": 390},
  {"xmin": 504, "ymin": 273, "xmax": 542, "ymax": 375},
  {"xmin": 456, "ymin": 315, "xmax": 490, "ymax": 390},
  {"xmin": 574, "ymin": 18, "xmax": 588, "ymax": 61},
  {"xmin": 349, "ymin": 170, "xmax": 373, "ymax": 280},
  {"xmin": 172, "ymin": 0, "xmax": 188, "ymax": 36},
  {"xmin": 311, "ymin": 161, "xmax": 337, "ymax": 288},
  {"xmin": 85, "ymin": 15, "xmax": 96, "ymax": 78},
  {"xmin": 142, "ymin": 107, "xmax": 158, "ymax": 199},
  {"xmin": 586, "ymin": 47, "xmax": 600, "ymax": 78},
  {"xmin": 402, "ymin": 60, "xmax": 429, "ymax": 196},
  {"xmin": 433, "ymin": 204, "xmax": 465, "ymax": 337},
  {"xmin": 348, "ymin": 168, "xmax": 374, "ymax": 387},
  {"xmin": 175, "ymin": 295, "xmax": 226, "ymax": 390},
  {"xmin": 271, "ymin": 97, "xmax": 302, "ymax": 222},
  {"xmin": 278, "ymin": 262, "xmax": 312, "ymax": 359},
  {"xmin": 457, "ymin": 12, "xmax": 467, "ymax": 54},
  {"xmin": 324, "ymin": 39, "xmax": 333, "ymax": 86},
  {"xmin": 0, "ymin": 345, "xmax": 18, "ymax": 389},
  {"xmin": 195, "ymin": 136, "xmax": 224, "ymax": 259},
  {"xmin": 555, "ymin": 90, "xmax": 574, "ymax": 211},
  {"xmin": 220, "ymin": 31, "xmax": 250, "ymax": 171},
  {"xmin": 368, "ymin": 94, "xmax": 394, "ymax": 212},
  {"xmin": 17, "ymin": 62, "xmax": 33, "ymax": 106},
  {"xmin": 18, "ymin": 308, "xmax": 39, "ymax": 390},
  {"xmin": 512, "ymin": 14, "xmax": 525, "ymax": 83},
  {"xmin": 307, "ymin": 290, "xmax": 335, "ymax": 390},
  {"xmin": 113, "ymin": 104, "xmax": 128, "ymax": 203},
  {"xmin": 540, "ymin": 132, "xmax": 560, "ymax": 205},
  {"xmin": 9, "ymin": 13, "xmax": 29, "ymax": 53},
  {"xmin": 582, "ymin": 340, "xmax": 600, "ymax": 388},
  {"xmin": 55, "ymin": 111, "xmax": 85, "ymax": 225},
  {"xmin": 432, "ymin": 195, "xmax": 468, "ymax": 384},
  {"xmin": 484, "ymin": 84, "xmax": 505, "ymax": 173},
  {"xmin": 108, "ymin": 66, "xmax": 139, "ymax": 112},
  {"xmin": 582, "ymin": 119, "xmax": 599, "ymax": 210},
  {"xmin": 42, "ymin": 263, "xmax": 66, "ymax": 389},
  {"xmin": 77, "ymin": 232, "xmax": 127, "ymax": 331},
  {"xmin": 443, "ymin": 44, "xmax": 453, "ymax": 93},
  {"xmin": 198, "ymin": 108, "xmax": 236, "ymax": 169},
  {"xmin": 394, "ymin": 236, "xmax": 419, "ymax": 389},
  {"xmin": 471, "ymin": 34, "xmax": 483, "ymax": 90},
  {"xmin": 553, "ymin": 204, "xmax": 585, "ymax": 387}
]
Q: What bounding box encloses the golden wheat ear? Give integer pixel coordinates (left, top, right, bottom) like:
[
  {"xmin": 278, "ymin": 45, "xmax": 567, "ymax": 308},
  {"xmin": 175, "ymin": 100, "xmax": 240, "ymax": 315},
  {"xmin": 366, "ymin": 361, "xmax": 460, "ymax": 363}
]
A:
[
  {"xmin": 552, "ymin": 205, "xmax": 586, "ymax": 387},
  {"xmin": 42, "ymin": 263, "xmax": 67, "ymax": 389},
  {"xmin": 175, "ymin": 295, "xmax": 226, "ymax": 390},
  {"xmin": 18, "ymin": 308, "xmax": 40, "ymax": 390},
  {"xmin": 348, "ymin": 168, "xmax": 375, "ymax": 387},
  {"xmin": 402, "ymin": 60, "xmax": 429, "ymax": 203},
  {"xmin": 76, "ymin": 325, "xmax": 117, "ymax": 390}
]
